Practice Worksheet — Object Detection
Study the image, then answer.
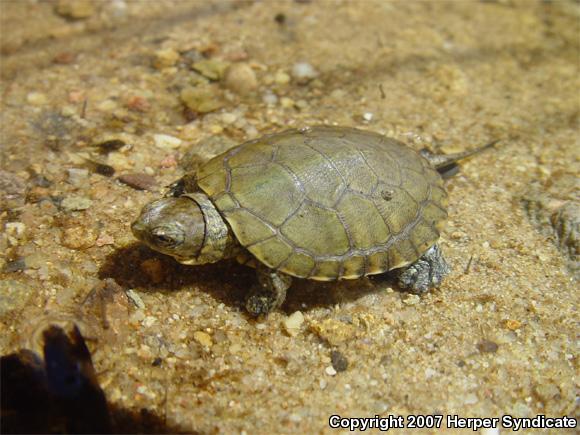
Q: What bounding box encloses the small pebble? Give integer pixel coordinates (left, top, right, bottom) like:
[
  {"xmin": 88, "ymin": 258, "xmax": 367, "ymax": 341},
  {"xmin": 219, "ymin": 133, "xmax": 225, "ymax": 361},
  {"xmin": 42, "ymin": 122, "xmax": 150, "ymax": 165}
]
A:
[
  {"xmin": 282, "ymin": 311, "xmax": 304, "ymax": 337},
  {"xmin": 477, "ymin": 339, "xmax": 499, "ymax": 353},
  {"xmin": 61, "ymin": 226, "xmax": 98, "ymax": 250},
  {"xmin": 462, "ymin": 393, "xmax": 479, "ymax": 405},
  {"xmin": 5, "ymin": 222, "xmax": 25, "ymax": 237},
  {"xmin": 55, "ymin": 0, "xmax": 95, "ymax": 19},
  {"xmin": 451, "ymin": 231, "xmax": 465, "ymax": 240},
  {"xmin": 193, "ymin": 331, "xmax": 213, "ymax": 348},
  {"xmin": 262, "ymin": 92, "xmax": 278, "ymax": 105},
  {"xmin": 142, "ymin": 316, "xmax": 157, "ymax": 327},
  {"xmin": 118, "ymin": 173, "xmax": 157, "ymax": 191},
  {"xmin": 424, "ymin": 367, "xmax": 437, "ymax": 379},
  {"xmin": 67, "ymin": 168, "xmax": 89, "ymax": 187},
  {"xmin": 109, "ymin": 0, "xmax": 127, "ymax": 17},
  {"xmin": 153, "ymin": 133, "xmax": 182, "ymax": 150},
  {"xmin": 292, "ymin": 62, "xmax": 318, "ymax": 84},
  {"xmin": 153, "ymin": 48, "xmax": 180, "ymax": 69},
  {"xmin": 60, "ymin": 196, "xmax": 93, "ymax": 211},
  {"xmin": 502, "ymin": 319, "xmax": 522, "ymax": 330},
  {"xmin": 159, "ymin": 155, "xmax": 178, "ymax": 169},
  {"xmin": 295, "ymin": 99, "xmax": 309, "ymax": 110},
  {"xmin": 95, "ymin": 233, "xmax": 115, "ymax": 247},
  {"xmin": 97, "ymin": 99, "xmax": 117, "ymax": 112},
  {"xmin": 280, "ymin": 97, "xmax": 295, "ymax": 109},
  {"xmin": 362, "ymin": 112, "xmax": 374, "ymax": 122},
  {"xmin": 180, "ymin": 86, "xmax": 224, "ymax": 114},
  {"xmin": 402, "ymin": 294, "xmax": 421, "ymax": 305},
  {"xmin": 325, "ymin": 366, "xmax": 337, "ymax": 376},
  {"xmin": 27, "ymin": 92, "xmax": 47, "ymax": 106},
  {"xmin": 330, "ymin": 350, "xmax": 349, "ymax": 372},
  {"xmin": 309, "ymin": 318, "xmax": 357, "ymax": 346},
  {"xmin": 130, "ymin": 309, "xmax": 146, "ymax": 323},
  {"xmin": 288, "ymin": 413, "xmax": 301, "ymax": 423},
  {"xmin": 274, "ymin": 71, "xmax": 291, "ymax": 85},
  {"xmin": 126, "ymin": 289, "xmax": 146, "ymax": 309},
  {"xmin": 126, "ymin": 95, "xmax": 150, "ymax": 112},
  {"xmin": 224, "ymin": 63, "xmax": 258, "ymax": 95},
  {"xmin": 192, "ymin": 59, "xmax": 229, "ymax": 81}
]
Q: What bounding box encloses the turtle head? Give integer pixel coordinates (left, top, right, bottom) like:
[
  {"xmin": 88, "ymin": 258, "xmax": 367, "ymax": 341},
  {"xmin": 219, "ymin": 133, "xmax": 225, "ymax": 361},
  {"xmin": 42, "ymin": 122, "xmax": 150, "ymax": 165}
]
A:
[
  {"xmin": 132, "ymin": 196, "xmax": 205, "ymax": 262},
  {"xmin": 132, "ymin": 193, "xmax": 235, "ymax": 265}
]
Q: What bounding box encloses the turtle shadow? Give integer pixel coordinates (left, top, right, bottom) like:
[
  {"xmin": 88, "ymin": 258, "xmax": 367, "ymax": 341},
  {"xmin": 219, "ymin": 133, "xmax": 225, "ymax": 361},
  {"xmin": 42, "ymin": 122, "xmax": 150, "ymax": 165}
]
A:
[
  {"xmin": 99, "ymin": 243, "xmax": 399, "ymax": 316},
  {"xmin": 98, "ymin": 243, "xmax": 253, "ymax": 311},
  {"xmin": 281, "ymin": 276, "xmax": 396, "ymax": 314},
  {"xmin": 1, "ymin": 340, "xmax": 194, "ymax": 434}
]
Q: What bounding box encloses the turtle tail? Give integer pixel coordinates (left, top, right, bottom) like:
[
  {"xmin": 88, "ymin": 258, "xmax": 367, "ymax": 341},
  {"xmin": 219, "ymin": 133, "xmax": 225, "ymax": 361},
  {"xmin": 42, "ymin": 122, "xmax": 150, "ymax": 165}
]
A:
[{"xmin": 420, "ymin": 139, "xmax": 500, "ymax": 179}]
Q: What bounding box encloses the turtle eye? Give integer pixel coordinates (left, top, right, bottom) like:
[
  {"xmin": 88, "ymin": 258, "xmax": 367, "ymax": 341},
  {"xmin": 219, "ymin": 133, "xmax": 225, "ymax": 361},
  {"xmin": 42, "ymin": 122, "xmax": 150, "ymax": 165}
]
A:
[{"xmin": 151, "ymin": 227, "xmax": 182, "ymax": 248}]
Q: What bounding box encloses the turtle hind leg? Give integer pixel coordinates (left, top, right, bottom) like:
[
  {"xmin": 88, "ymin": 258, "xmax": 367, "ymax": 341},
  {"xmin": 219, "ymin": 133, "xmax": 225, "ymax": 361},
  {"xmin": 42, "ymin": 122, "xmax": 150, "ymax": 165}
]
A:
[
  {"xmin": 397, "ymin": 244, "xmax": 451, "ymax": 293},
  {"xmin": 245, "ymin": 267, "xmax": 292, "ymax": 316}
]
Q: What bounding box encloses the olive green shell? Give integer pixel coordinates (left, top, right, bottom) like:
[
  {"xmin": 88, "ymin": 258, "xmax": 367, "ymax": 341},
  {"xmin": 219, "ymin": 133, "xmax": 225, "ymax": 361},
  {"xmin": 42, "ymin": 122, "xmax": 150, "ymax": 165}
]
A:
[{"xmin": 195, "ymin": 126, "xmax": 447, "ymax": 281}]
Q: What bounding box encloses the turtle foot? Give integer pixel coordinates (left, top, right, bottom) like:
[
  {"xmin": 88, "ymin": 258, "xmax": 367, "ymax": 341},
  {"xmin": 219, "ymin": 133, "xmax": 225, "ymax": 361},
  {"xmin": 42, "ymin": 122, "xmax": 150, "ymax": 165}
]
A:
[
  {"xmin": 245, "ymin": 267, "xmax": 292, "ymax": 316},
  {"xmin": 397, "ymin": 244, "xmax": 451, "ymax": 293}
]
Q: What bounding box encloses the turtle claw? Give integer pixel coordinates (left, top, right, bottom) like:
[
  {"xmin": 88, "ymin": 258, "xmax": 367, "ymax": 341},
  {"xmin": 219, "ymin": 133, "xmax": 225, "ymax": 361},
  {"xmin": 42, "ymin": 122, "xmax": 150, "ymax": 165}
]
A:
[
  {"xmin": 397, "ymin": 244, "xmax": 451, "ymax": 293},
  {"xmin": 246, "ymin": 293, "xmax": 276, "ymax": 316}
]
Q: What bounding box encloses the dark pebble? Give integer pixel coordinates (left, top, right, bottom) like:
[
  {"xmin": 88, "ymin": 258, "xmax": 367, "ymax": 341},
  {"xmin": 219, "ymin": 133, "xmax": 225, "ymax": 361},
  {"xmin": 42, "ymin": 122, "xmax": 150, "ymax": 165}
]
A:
[
  {"xmin": 86, "ymin": 160, "xmax": 115, "ymax": 177},
  {"xmin": 274, "ymin": 13, "xmax": 286, "ymax": 24},
  {"xmin": 330, "ymin": 350, "xmax": 349, "ymax": 372},
  {"xmin": 4, "ymin": 258, "xmax": 27, "ymax": 273},
  {"xmin": 152, "ymin": 357, "xmax": 163, "ymax": 367},
  {"xmin": 476, "ymin": 339, "xmax": 499, "ymax": 353},
  {"xmin": 95, "ymin": 139, "xmax": 126, "ymax": 154},
  {"xmin": 118, "ymin": 173, "xmax": 157, "ymax": 191}
]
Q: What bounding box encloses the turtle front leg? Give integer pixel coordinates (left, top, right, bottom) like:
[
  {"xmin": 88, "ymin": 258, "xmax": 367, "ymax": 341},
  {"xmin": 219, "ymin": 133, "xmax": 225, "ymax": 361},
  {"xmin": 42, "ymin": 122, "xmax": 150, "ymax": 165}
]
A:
[
  {"xmin": 245, "ymin": 267, "xmax": 292, "ymax": 316},
  {"xmin": 397, "ymin": 244, "xmax": 451, "ymax": 293}
]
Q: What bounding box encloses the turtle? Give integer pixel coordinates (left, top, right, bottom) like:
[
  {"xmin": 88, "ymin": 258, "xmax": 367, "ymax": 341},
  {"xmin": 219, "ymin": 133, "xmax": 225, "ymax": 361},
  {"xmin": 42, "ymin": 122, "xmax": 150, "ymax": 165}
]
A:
[{"xmin": 132, "ymin": 126, "xmax": 495, "ymax": 315}]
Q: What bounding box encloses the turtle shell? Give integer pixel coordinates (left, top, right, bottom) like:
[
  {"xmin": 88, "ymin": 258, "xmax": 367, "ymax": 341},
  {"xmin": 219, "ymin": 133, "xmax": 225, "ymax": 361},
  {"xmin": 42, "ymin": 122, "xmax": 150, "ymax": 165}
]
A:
[{"xmin": 195, "ymin": 126, "xmax": 447, "ymax": 281}]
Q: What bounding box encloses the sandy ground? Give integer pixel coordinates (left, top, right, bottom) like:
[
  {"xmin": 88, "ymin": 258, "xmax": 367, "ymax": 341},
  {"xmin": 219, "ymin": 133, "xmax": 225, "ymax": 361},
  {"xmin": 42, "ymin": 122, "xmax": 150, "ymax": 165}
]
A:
[{"xmin": 1, "ymin": 1, "xmax": 578, "ymax": 433}]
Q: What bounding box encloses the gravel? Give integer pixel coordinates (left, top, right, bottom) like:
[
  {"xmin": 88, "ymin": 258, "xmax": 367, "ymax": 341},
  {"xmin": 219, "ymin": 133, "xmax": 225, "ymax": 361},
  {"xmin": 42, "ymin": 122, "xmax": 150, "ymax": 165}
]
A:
[
  {"xmin": 60, "ymin": 196, "xmax": 93, "ymax": 211},
  {"xmin": 224, "ymin": 63, "xmax": 258, "ymax": 95},
  {"xmin": 153, "ymin": 134, "xmax": 182, "ymax": 150},
  {"xmin": 291, "ymin": 62, "xmax": 318, "ymax": 84}
]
